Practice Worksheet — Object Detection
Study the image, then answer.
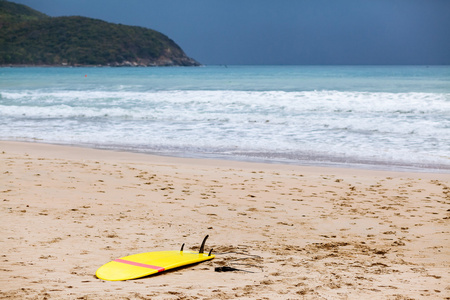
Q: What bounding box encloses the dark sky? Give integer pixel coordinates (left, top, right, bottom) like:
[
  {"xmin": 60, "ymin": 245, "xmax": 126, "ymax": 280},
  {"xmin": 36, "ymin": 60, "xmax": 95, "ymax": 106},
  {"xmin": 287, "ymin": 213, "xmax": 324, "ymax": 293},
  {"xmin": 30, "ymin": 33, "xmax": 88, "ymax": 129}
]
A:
[{"xmin": 9, "ymin": 0, "xmax": 450, "ymax": 65}]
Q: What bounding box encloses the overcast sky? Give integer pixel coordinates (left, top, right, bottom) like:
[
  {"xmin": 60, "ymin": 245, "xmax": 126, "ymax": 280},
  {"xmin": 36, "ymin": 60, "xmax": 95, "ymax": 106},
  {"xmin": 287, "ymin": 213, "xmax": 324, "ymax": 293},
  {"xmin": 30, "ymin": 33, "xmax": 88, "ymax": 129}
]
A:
[{"xmin": 9, "ymin": 0, "xmax": 450, "ymax": 65}]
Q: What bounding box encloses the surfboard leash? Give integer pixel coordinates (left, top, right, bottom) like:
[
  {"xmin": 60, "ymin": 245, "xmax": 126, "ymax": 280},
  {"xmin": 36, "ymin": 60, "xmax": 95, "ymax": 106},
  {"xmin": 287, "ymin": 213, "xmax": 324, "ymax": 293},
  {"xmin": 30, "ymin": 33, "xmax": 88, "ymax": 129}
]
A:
[
  {"xmin": 213, "ymin": 251, "xmax": 263, "ymax": 273},
  {"xmin": 180, "ymin": 236, "xmax": 262, "ymax": 273}
]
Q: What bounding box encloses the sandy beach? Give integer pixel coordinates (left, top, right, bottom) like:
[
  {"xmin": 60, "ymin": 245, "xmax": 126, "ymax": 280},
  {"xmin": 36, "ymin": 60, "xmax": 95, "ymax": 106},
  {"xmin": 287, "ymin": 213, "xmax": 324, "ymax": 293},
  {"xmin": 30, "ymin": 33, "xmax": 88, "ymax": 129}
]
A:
[{"xmin": 1, "ymin": 141, "xmax": 449, "ymax": 299}]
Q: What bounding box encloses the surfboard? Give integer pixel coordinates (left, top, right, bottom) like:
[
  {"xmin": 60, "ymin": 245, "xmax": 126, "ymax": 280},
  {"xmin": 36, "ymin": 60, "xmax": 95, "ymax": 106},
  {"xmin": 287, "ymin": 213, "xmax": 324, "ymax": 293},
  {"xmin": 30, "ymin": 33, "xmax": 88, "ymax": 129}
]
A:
[{"xmin": 96, "ymin": 235, "xmax": 215, "ymax": 281}]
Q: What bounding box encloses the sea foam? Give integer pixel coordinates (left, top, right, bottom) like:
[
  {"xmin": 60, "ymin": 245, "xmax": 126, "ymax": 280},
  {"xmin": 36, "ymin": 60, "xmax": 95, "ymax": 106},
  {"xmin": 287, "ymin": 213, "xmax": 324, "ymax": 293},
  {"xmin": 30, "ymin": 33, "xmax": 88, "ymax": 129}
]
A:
[{"xmin": 1, "ymin": 66, "xmax": 449, "ymax": 171}]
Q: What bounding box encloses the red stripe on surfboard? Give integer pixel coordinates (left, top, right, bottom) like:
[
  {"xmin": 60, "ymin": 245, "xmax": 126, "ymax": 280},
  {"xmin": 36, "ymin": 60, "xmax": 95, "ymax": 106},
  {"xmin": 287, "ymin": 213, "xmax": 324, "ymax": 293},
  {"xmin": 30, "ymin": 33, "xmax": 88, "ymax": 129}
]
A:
[{"xmin": 114, "ymin": 259, "xmax": 165, "ymax": 272}]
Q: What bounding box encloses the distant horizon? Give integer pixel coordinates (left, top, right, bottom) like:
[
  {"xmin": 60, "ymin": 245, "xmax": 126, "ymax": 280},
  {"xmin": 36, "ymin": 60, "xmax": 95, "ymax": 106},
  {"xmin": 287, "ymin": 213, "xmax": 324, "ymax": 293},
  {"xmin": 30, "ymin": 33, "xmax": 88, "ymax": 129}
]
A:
[
  {"xmin": 7, "ymin": 0, "xmax": 450, "ymax": 65},
  {"xmin": 198, "ymin": 63, "xmax": 450, "ymax": 66},
  {"xmin": 2, "ymin": 63, "xmax": 449, "ymax": 67}
]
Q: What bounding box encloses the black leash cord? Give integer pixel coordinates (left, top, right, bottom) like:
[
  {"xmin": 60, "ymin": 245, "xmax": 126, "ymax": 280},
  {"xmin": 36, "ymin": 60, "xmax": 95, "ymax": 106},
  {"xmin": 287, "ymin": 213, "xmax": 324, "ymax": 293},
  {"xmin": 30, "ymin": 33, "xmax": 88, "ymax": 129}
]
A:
[{"xmin": 213, "ymin": 252, "xmax": 263, "ymax": 273}]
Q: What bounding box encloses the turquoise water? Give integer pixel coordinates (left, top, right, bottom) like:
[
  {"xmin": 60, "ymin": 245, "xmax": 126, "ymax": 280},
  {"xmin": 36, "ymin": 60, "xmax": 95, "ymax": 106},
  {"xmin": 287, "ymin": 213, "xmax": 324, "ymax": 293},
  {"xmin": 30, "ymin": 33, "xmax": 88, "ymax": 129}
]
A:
[
  {"xmin": 2, "ymin": 65, "xmax": 449, "ymax": 92},
  {"xmin": 1, "ymin": 65, "xmax": 449, "ymax": 171}
]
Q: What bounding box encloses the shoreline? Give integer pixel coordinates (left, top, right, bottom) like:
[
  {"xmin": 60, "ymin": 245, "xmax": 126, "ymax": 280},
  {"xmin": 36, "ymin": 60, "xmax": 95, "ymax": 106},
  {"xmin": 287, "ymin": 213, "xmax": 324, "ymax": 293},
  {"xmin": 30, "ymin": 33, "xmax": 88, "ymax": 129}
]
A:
[
  {"xmin": 1, "ymin": 141, "xmax": 449, "ymax": 299},
  {"xmin": 2, "ymin": 139, "xmax": 450, "ymax": 175}
]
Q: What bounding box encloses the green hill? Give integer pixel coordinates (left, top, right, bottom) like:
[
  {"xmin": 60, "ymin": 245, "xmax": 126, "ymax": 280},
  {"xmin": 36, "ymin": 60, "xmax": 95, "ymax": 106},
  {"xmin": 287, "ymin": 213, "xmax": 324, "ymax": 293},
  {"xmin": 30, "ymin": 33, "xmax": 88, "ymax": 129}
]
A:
[
  {"xmin": 0, "ymin": 0, "xmax": 47, "ymax": 24},
  {"xmin": 0, "ymin": 0, "xmax": 200, "ymax": 66}
]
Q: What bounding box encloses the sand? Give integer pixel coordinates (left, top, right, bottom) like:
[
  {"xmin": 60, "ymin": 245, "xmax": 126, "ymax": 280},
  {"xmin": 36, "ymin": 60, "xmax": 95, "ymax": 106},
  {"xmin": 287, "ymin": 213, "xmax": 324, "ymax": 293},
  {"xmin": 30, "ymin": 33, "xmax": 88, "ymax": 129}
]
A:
[{"xmin": 0, "ymin": 141, "xmax": 449, "ymax": 299}]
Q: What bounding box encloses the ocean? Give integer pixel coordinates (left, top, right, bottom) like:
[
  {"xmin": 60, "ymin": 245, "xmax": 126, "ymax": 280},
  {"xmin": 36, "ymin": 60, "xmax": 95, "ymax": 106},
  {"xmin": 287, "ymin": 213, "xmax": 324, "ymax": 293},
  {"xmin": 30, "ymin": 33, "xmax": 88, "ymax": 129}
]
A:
[{"xmin": 1, "ymin": 65, "xmax": 449, "ymax": 172}]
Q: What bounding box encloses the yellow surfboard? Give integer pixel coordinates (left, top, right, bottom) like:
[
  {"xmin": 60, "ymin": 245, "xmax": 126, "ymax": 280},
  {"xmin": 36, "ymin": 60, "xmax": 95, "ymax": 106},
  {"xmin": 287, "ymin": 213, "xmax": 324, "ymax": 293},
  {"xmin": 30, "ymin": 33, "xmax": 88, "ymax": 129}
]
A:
[{"xmin": 96, "ymin": 235, "xmax": 215, "ymax": 281}]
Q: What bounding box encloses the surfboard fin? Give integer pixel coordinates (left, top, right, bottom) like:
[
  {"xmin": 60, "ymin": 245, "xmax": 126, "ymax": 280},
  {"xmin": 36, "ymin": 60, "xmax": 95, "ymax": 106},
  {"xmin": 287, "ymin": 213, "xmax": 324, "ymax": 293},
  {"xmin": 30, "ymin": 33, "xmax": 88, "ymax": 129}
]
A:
[
  {"xmin": 199, "ymin": 235, "xmax": 209, "ymax": 254},
  {"xmin": 180, "ymin": 235, "xmax": 212, "ymax": 254}
]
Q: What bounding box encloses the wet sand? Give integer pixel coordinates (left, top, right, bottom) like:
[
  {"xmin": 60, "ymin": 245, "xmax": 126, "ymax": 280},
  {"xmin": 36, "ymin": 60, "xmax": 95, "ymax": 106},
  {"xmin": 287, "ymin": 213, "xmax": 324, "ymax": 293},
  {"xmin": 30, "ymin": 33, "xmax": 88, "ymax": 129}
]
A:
[{"xmin": 1, "ymin": 141, "xmax": 449, "ymax": 299}]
